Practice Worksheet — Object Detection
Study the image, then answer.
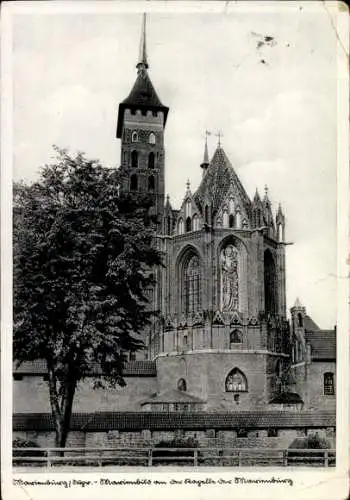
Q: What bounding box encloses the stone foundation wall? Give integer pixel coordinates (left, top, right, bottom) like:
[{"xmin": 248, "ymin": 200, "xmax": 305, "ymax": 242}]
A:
[{"xmin": 13, "ymin": 426, "xmax": 335, "ymax": 451}]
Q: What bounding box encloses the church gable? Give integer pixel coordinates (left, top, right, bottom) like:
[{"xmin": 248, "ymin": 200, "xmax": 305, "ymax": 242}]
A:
[
  {"xmin": 175, "ymin": 185, "xmax": 202, "ymax": 234},
  {"xmin": 215, "ymin": 186, "xmax": 250, "ymax": 230},
  {"xmin": 194, "ymin": 147, "xmax": 251, "ymax": 219}
]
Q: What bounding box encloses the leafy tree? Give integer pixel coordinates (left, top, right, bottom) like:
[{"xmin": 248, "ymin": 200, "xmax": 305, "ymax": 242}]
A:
[{"xmin": 13, "ymin": 148, "xmax": 162, "ymax": 448}]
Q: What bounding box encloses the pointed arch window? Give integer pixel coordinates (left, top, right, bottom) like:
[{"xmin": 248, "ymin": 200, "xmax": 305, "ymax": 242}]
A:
[
  {"xmin": 183, "ymin": 254, "xmax": 201, "ymax": 315},
  {"xmin": 149, "ymin": 132, "xmax": 156, "ymax": 144},
  {"xmin": 178, "ymin": 378, "xmax": 187, "ymax": 392},
  {"xmin": 178, "ymin": 218, "xmax": 184, "ymax": 235},
  {"xmin": 130, "ymin": 174, "xmax": 138, "ymax": 192},
  {"xmin": 298, "ymin": 313, "xmax": 303, "ymax": 327},
  {"xmin": 205, "ymin": 205, "xmax": 209, "ymax": 224},
  {"xmin": 278, "ymin": 223, "xmax": 283, "ymax": 241},
  {"xmin": 167, "ymin": 216, "xmax": 171, "ymax": 235},
  {"xmin": 225, "ymin": 368, "xmax": 248, "ymax": 392},
  {"xmin": 185, "ymin": 200, "xmax": 192, "ymax": 218},
  {"xmin": 229, "ymin": 198, "xmax": 235, "ymax": 214},
  {"xmin": 229, "ymin": 214, "xmax": 235, "ymax": 228},
  {"xmin": 185, "ymin": 216, "xmax": 192, "ymax": 232},
  {"xmin": 192, "ymin": 214, "xmax": 199, "ymax": 231},
  {"xmin": 230, "ymin": 329, "xmax": 242, "ymax": 345},
  {"xmin": 236, "ymin": 209, "xmax": 241, "ymax": 229},
  {"xmin": 131, "ymin": 131, "xmax": 138, "ymax": 143},
  {"xmin": 324, "ymin": 372, "xmax": 334, "ymax": 395},
  {"xmin": 131, "ymin": 150, "xmax": 138, "ymax": 168},
  {"xmin": 223, "ymin": 210, "xmax": 229, "ymax": 227},
  {"xmin": 148, "ymin": 175, "xmax": 155, "ymax": 191},
  {"xmin": 264, "ymin": 249, "xmax": 277, "ymax": 315},
  {"xmin": 148, "ymin": 152, "xmax": 155, "ymax": 169}
]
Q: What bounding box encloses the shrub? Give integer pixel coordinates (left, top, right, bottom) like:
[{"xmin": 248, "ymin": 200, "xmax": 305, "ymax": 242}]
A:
[
  {"xmin": 13, "ymin": 437, "xmax": 45, "ymax": 462},
  {"xmin": 289, "ymin": 433, "xmax": 331, "ymax": 450}
]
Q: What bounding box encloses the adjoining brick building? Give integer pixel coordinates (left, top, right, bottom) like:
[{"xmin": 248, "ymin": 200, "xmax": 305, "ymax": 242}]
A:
[{"xmin": 13, "ymin": 14, "xmax": 336, "ymax": 448}]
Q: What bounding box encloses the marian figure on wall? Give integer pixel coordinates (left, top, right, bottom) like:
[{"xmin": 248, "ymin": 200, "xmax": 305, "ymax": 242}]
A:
[{"xmin": 221, "ymin": 244, "xmax": 239, "ymax": 311}]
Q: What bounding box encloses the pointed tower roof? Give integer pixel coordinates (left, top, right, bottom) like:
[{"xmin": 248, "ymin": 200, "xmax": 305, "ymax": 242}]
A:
[
  {"xmin": 165, "ymin": 194, "xmax": 172, "ymax": 209},
  {"xmin": 137, "ymin": 13, "xmax": 148, "ymax": 70},
  {"xmin": 253, "ymin": 188, "xmax": 262, "ymax": 204},
  {"xmin": 116, "ymin": 14, "xmax": 169, "ymax": 138},
  {"xmin": 200, "ymin": 135, "xmax": 209, "ymax": 172},
  {"xmin": 263, "ymin": 185, "xmax": 271, "ymax": 205},
  {"xmin": 194, "ymin": 146, "xmax": 251, "ymax": 215}
]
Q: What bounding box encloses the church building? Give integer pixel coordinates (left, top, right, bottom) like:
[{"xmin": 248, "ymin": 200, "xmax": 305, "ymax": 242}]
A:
[{"xmin": 13, "ymin": 15, "xmax": 336, "ymax": 449}]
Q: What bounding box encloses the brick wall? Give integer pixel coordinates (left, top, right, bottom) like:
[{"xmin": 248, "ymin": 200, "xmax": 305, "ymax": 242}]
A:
[
  {"xmin": 13, "ymin": 426, "xmax": 335, "ymax": 451},
  {"xmin": 156, "ymin": 351, "xmax": 269, "ymax": 409},
  {"xmin": 292, "ymin": 361, "xmax": 336, "ymax": 410}
]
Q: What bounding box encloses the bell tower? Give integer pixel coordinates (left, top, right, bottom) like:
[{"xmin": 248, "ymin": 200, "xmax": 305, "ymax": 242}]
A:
[{"xmin": 116, "ymin": 14, "xmax": 169, "ymax": 229}]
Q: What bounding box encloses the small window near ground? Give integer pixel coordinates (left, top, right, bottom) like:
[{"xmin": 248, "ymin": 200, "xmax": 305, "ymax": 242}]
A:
[
  {"xmin": 225, "ymin": 368, "xmax": 248, "ymax": 392},
  {"xmin": 178, "ymin": 378, "xmax": 187, "ymax": 392},
  {"xmin": 324, "ymin": 372, "xmax": 335, "ymax": 395},
  {"xmin": 267, "ymin": 428, "xmax": 278, "ymax": 437}
]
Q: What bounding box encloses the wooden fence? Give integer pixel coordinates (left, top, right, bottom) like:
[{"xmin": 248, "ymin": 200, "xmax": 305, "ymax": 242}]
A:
[{"xmin": 13, "ymin": 447, "xmax": 336, "ymax": 468}]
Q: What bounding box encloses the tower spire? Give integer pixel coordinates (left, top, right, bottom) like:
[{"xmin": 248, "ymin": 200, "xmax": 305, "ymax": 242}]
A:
[
  {"xmin": 200, "ymin": 131, "xmax": 210, "ymax": 174},
  {"xmin": 137, "ymin": 13, "xmax": 149, "ymax": 71}
]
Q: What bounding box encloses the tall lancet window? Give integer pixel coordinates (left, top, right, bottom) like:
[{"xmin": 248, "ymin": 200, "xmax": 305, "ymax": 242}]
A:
[
  {"xmin": 220, "ymin": 244, "xmax": 239, "ymax": 311},
  {"xmin": 183, "ymin": 255, "xmax": 201, "ymax": 315},
  {"xmin": 264, "ymin": 249, "xmax": 277, "ymax": 315}
]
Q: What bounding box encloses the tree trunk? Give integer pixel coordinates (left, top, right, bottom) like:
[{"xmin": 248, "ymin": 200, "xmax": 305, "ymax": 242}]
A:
[{"xmin": 47, "ymin": 365, "xmax": 77, "ymax": 453}]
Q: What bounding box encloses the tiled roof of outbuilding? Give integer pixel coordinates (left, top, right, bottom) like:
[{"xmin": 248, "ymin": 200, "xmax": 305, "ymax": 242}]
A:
[
  {"xmin": 13, "ymin": 360, "xmax": 157, "ymax": 377},
  {"xmin": 269, "ymin": 392, "xmax": 304, "ymax": 405},
  {"xmin": 141, "ymin": 389, "xmax": 204, "ymax": 405},
  {"xmin": 13, "ymin": 410, "xmax": 336, "ymax": 432},
  {"xmin": 193, "ymin": 146, "xmax": 251, "ymax": 216},
  {"xmin": 304, "ymin": 315, "xmax": 321, "ymax": 331},
  {"xmin": 305, "ymin": 329, "xmax": 336, "ymax": 361}
]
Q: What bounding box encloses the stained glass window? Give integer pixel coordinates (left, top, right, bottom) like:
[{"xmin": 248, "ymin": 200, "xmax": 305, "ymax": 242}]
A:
[
  {"xmin": 184, "ymin": 255, "xmax": 201, "ymax": 315},
  {"xmin": 225, "ymin": 368, "xmax": 247, "ymax": 392}
]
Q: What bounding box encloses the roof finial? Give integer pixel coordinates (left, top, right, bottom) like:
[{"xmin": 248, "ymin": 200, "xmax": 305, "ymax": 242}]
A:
[
  {"xmin": 137, "ymin": 13, "xmax": 149, "ymax": 71},
  {"xmin": 204, "ymin": 130, "xmax": 210, "ymax": 163},
  {"xmin": 215, "ymin": 130, "xmax": 223, "ymax": 147},
  {"xmin": 186, "ymin": 179, "xmax": 191, "ymax": 191},
  {"xmin": 264, "ymin": 184, "xmax": 268, "ymax": 197}
]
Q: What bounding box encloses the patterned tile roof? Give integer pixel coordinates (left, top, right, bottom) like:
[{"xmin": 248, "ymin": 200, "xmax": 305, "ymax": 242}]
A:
[
  {"xmin": 193, "ymin": 146, "xmax": 251, "ymax": 216},
  {"xmin": 117, "ymin": 69, "xmax": 169, "ymax": 137},
  {"xmin": 305, "ymin": 329, "xmax": 336, "ymax": 361},
  {"xmin": 13, "ymin": 410, "xmax": 336, "ymax": 431},
  {"xmin": 304, "ymin": 315, "xmax": 321, "ymax": 331},
  {"xmin": 141, "ymin": 389, "xmax": 204, "ymax": 405},
  {"xmin": 13, "ymin": 360, "xmax": 157, "ymax": 377}
]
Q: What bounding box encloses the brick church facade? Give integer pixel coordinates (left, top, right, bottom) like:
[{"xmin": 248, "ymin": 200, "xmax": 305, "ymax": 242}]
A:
[{"xmin": 13, "ymin": 15, "xmax": 336, "ymax": 448}]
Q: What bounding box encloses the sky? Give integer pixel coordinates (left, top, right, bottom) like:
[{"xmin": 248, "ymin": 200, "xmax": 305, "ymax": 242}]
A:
[{"xmin": 10, "ymin": 2, "xmax": 343, "ymax": 328}]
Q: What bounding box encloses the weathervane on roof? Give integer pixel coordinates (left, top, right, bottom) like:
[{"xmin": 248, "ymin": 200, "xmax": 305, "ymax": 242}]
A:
[{"xmin": 215, "ymin": 130, "xmax": 223, "ymax": 147}]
